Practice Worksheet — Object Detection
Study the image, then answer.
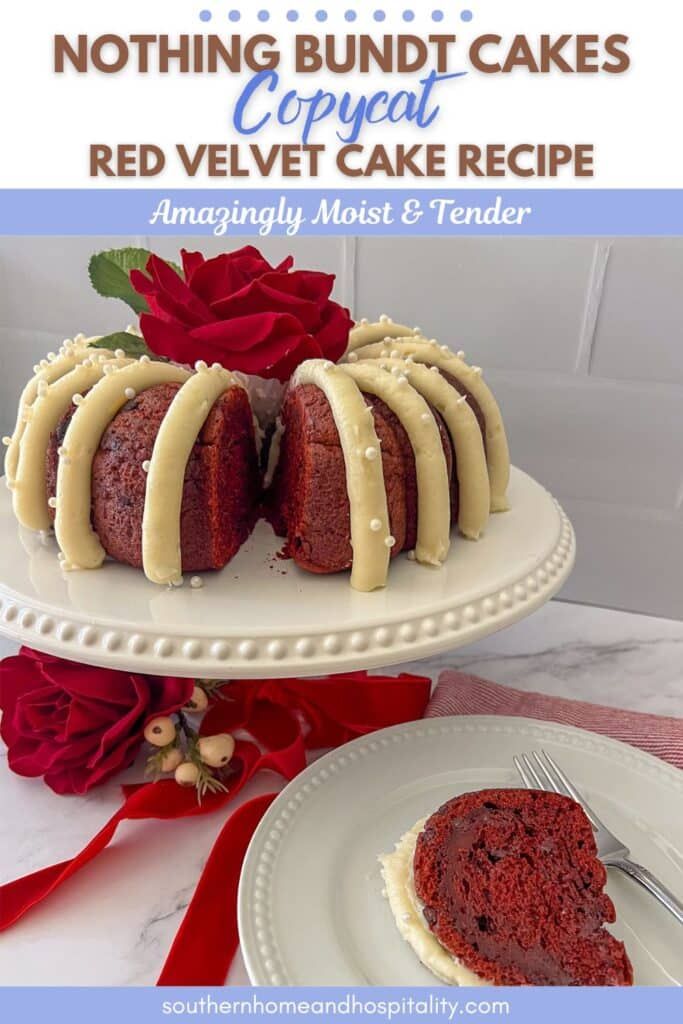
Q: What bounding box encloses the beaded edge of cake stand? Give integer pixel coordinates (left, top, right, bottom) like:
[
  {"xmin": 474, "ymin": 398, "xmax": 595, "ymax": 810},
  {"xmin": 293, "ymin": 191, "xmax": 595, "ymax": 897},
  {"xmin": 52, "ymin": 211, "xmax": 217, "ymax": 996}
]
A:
[{"xmin": 0, "ymin": 500, "xmax": 575, "ymax": 677}]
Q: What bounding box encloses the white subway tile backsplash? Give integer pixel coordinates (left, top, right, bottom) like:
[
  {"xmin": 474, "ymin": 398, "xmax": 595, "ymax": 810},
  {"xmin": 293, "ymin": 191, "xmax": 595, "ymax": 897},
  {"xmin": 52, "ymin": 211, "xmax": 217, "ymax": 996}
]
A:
[
  {"xmin": 488, "ymin": 370, "xmax": 683, "ymax": 514},
  {"xmin": 557, "ymin": 501, "xmax": 683, "ymax": 620},
  {"xmin": 354, "ymin": 238, "xmax": 598, "ymax": 373},
  {"xmin": 0, "ymin": 237, "xmax": 137, "ymax": 336},
  {"xmin": 591, "ymin": 239, "xmax": 683, "ymax": 385}
]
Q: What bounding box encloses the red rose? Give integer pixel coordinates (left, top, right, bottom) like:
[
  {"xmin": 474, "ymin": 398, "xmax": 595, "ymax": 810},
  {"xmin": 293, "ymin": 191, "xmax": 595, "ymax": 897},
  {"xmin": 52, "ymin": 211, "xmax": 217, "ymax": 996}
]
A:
[
  {"xmin": 130, "ymin": 246, "xmax": 352, "ymax": 381},
  {"xmin": 0, "ymin": 648, "xmax": 193, "ymax": 795}
]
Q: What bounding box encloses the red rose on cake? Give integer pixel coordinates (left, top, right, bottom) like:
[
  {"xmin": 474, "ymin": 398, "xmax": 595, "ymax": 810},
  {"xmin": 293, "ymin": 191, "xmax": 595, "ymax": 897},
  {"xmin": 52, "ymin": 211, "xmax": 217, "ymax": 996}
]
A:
[
  {"xmin": 0, "ymin": 648, "xmax": 193, "ymax": 795},
  {"xmin": 130, "ymin": 246, "xmax": 352, "ymax": 381}
]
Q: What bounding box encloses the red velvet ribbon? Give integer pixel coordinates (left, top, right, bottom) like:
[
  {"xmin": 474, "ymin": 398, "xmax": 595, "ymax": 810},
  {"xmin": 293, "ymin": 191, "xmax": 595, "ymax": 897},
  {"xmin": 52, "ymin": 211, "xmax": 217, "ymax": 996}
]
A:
[{"xmin": 0, "ymin": 672, "xmax": 430, "ymax": 985}]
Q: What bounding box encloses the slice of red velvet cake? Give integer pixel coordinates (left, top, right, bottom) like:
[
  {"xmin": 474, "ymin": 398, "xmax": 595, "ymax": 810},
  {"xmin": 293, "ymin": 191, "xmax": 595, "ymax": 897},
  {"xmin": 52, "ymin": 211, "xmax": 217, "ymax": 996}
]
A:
[
  {"xmin": 46, "ymin": 382, "xmax": 260, "ymax": 574},
  {"xmin": 412, "ymin": 789, "xmax": 633, "ymax": 986},
  {"xmin": 267, "ymin": 382, "xmax": 456, "ymax": 573}
]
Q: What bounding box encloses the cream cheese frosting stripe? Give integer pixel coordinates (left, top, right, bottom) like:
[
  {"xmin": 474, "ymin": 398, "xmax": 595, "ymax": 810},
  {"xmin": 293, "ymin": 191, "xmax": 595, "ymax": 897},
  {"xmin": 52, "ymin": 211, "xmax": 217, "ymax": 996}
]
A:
[
  {"xmin": 142, "ymin": 363, "xmax": 236, "ymax": 586},
  {"xmin": 349, "ymin": 338, "xmax": 510, "ymax": 513},
  {"xmin": 346, "ymin": 317, "xmax": 421, "ymax": 354},
  {"xmin": 379, "ymin": 820, "xmax": 488, "ymax": 987},
  {"xmin": 55, "ymin": 359, "xmax": 191, "ymax": 572},
  {"xmin": 12, "ymin": 354, "xmax": 132, "ymax": 531},
  {"xmin": 365, "ymin": 358, "xmax": 490, "ymax": 541},
  {"xmin": 3, "ymin": 336, "xmax": 101, "ymax": 484},
  {"xmin": 340, "ymin": 362, "xmax": 451, "ymax": 568},
  {"xmin": 291, "ymin": 360, "xmax": 390, "ymax": 592}
]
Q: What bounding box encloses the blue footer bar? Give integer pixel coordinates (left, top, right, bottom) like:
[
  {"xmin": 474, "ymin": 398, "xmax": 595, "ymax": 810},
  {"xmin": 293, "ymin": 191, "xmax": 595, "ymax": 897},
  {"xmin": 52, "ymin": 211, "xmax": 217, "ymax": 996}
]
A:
[
  {"xmin": 1, "ymin": 189, "xmax": 682, "ymax": 236},
  {"xmin": 0, "ymin": 986, "xmax": 680, "ymax": 1023}
]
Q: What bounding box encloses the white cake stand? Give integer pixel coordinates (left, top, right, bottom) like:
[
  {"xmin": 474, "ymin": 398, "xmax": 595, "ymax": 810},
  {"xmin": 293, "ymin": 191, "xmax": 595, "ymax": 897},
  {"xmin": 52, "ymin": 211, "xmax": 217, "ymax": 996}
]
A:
[{"xmin": 0, "ymin": 468, "xmax": 574, "ymax": 678}]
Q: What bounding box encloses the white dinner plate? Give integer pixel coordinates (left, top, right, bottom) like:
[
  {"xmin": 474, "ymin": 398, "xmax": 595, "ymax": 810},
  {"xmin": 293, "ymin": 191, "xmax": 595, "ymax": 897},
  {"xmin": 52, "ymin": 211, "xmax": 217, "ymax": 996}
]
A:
[
  {"xmin": 0, "ymin": 467, "xmax": 574, "ymax": 678},
  {"xmin": 238, "ymin": 715, "xmax": 683, "ymax": 986}
]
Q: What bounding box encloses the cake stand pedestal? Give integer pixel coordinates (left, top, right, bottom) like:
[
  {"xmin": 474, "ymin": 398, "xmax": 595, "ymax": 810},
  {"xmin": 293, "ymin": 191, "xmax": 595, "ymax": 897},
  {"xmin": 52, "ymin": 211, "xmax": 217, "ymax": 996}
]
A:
[{"xmin": 0, "ymin": 467, "xmax": 575, "ymax": 678}]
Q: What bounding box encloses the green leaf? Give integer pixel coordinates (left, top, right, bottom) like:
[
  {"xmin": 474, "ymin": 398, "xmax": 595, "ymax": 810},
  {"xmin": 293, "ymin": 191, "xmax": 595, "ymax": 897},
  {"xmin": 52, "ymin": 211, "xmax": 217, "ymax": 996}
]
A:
[
  {"xmin": 95, "ymin": 331, "xmax": 156, "ymax": 359},
  {"xmin": 88, "ymin": 248, "xmax": 153, "ymax": 315}
]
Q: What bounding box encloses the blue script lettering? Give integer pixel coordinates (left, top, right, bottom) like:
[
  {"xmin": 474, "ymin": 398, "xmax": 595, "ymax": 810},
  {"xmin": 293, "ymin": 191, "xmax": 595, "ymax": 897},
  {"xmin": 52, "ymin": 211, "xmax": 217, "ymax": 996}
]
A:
[
  {"xmin": 233, "ymin": 70, "xmax": 278, "ymax": 134},
  {"xmin": 232, "ymin": 70, "xmax": 466, "ymax": 145}
]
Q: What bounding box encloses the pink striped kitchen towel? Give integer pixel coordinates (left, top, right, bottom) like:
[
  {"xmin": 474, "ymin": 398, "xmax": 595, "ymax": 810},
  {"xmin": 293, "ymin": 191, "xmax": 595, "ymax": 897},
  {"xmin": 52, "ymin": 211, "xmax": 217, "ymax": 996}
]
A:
[{"xmin": 426, "ymin": 672, "xmax": 683, "ymax": 769}]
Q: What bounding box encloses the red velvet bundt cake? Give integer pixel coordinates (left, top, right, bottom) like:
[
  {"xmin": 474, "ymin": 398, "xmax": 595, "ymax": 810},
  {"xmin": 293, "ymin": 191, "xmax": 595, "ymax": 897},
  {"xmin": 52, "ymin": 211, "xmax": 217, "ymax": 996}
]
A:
[
  {"xmin": 412, "ymin": 789, "xmax": 633, "ymax": 986},
  {"xmin": 4, "ymin": 316, "xmax": 511, "ymax": 590}
]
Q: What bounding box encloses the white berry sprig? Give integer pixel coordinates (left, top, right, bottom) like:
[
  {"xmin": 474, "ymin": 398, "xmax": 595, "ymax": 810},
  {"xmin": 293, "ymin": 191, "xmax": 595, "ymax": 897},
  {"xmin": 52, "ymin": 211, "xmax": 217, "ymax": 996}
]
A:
[{"xmin": 143, "ymin": 680, "xmax": 235, "ymax": 801}]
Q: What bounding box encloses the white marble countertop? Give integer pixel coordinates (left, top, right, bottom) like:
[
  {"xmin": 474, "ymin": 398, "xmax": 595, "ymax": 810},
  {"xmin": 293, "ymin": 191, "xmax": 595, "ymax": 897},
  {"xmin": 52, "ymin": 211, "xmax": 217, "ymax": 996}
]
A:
[{"xmin": 0, "ymin": 599, "xmax": 681, "ymax": 986}]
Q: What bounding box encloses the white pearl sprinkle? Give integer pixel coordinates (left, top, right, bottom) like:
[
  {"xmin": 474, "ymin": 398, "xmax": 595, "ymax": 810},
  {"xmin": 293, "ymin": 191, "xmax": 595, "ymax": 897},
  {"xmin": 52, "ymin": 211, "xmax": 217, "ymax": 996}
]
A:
[
  {"xmin": 124, "ymin": 387, "xmax": 136, "ymax": 400},
  {"xmin": 379, "ymin": 314, "xmax": 392, "ymax": 324},
  {"xmin": 72, "ymin": 393, "xmax": 84, "ymax": 405},
  {"xmin": 32, "ymin": 364, "xmax": 41, "ymax": 373},
  {"xmin": 390, "ymin": 350, "xmax": 400, "ymax": 359},
  {"xmin": 440, "ymin": 345, "xmax": 450, "ymax": 354},
  {"xmin": 430, "ymin": 365, "xmax": 440, "ymax": 374},
  {"xmin": 413, "ymin": 326, "xmax": 421, "ymax": 334},
  {"xmin": 1, "ymin": 436, "xmax": 11, "ymax": 446},
  {"xmin": 195, "ymin": 360, "xmax": 208, "ymax": 372},
  {"xmin": 140, "ymin": 354, "xmax": 151, "ymax": 364},
  {"xmin": 457, "ymin": 394, "xmax": 469, "ymax": 405},
  {"xmin": 171, "ymin": 577, "xmax": 184, "ymax": 588},
  {"xmin": 97, "ymin": 353, "xmax": 108, "ymax": 363},
  {"xmin": 57, "ymin": 445, "xmax": 68, "ymax": 457},
  {"xmin": 384, "ymin": 535, "xmax": 396, "ymax": 548},
  {"xmin": 396, "ymin": 375, "xmax": 408, "ymax": 385},
  {"xmin": 211, "ymin": 362, "xmax": 222, "ymax": 372},
  {"xmin": 47, "ymin": 351, "xmax": 56, "ymax": 361},
  {"xmin": 380, "ymin": 349, "xmax": 389, "ymax": 358},
  {"xmin": 103, "ymin": 364, "xmax": 115, "ymax": 375},
  {"xmin": 364, "ymin": 446, "xmax": 379, "ymax": 461},
  {"xmin": 142, "ymin": 460, "xmax": 151, "ymax": 473},
  {"xmin": 421, "ymin": 412, "xmax": 432, "ymax": 424},
  {"xmin": 370, "ymin": 518, "xmax": 382, "ymax": 532},
  {"xmin": 456, "ymin": 350, "xmax": 466, "ymax": 360},
  {"xmin": 190, "ymin": 576, "xmax": 204, "ymax": 589},
  {"xmin": 359, "ymin": 317, "xmax": 369, "ymax": 326},
  {"xmin": 40, "ymin": 359, "xmax": 49, "ymax": 368},
  {"xmin": 472, "ymin": 365, "xmax": 483, "ymax": 375},
  {"xmin": 115, "ymin": 349, "xmax": 125, "ymax": 359},
  {"xmin": 48, "ymin": 496, "xmax": 57, "ymax": 508},
  {"xmin": 347, "ymin": 351, "xmax": 358, "ymax": 362}
]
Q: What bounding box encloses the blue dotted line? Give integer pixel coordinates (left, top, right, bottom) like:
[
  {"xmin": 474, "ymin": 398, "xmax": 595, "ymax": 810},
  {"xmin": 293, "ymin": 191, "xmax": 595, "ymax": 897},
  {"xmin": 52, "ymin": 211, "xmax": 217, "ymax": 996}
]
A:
[{"xmin": 198, "ymin": 8, "xmax": 474, "ymax": 23}]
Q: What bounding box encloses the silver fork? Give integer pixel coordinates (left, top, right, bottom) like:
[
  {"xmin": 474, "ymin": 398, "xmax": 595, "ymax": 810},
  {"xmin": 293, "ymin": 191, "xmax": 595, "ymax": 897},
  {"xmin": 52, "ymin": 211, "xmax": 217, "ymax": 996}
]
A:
[{"xmin": 514, "ymin": 749, "xmax": 683, "ymax": 926}]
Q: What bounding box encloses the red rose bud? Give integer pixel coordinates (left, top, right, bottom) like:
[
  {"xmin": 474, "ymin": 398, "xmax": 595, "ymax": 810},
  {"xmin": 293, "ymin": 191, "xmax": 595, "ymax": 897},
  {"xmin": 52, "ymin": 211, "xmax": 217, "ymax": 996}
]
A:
[
  {"xmin": 130, "ymin": 245, "xmax": 352, "ymax": 381},
  {"xmin": 0, "ymin": 648, "xmax": 194, "ymax": 795}
]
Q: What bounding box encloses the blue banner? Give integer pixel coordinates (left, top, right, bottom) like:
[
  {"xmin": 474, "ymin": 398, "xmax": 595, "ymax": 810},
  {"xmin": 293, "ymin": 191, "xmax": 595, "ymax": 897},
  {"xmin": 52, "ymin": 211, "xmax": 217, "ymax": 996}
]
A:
[
  {"xmin": 0, "ymin": 986, "xmax": 680, "ymax": 1023},
  {"xmin": 1, "ymin": 189, "xmax": 683, "ymax": 236}
]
